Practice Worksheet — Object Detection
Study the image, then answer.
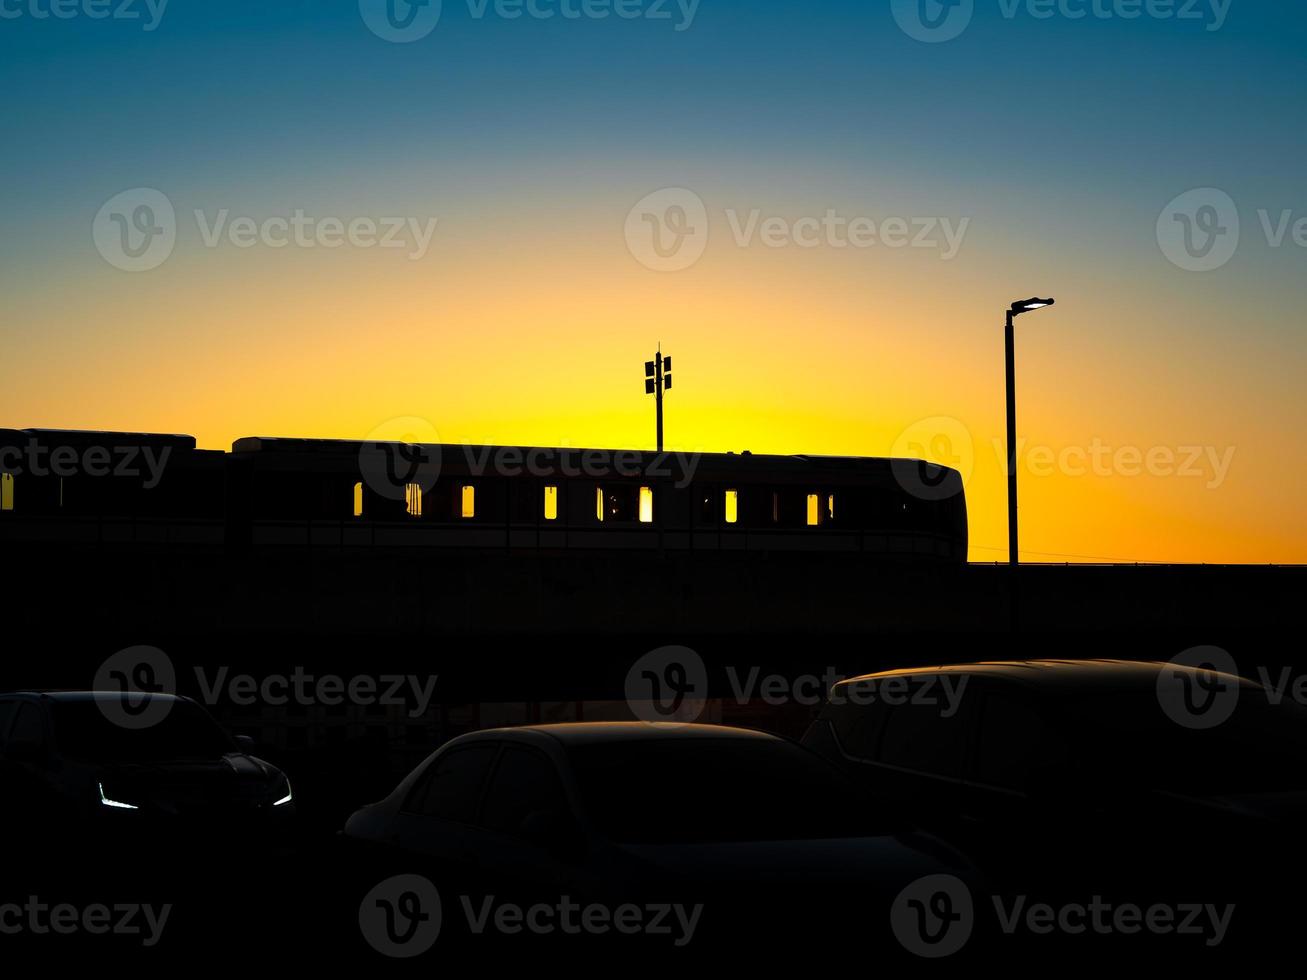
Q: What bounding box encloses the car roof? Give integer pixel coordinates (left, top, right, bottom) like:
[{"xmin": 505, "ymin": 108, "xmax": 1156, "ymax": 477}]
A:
[
  {"xmin": 459, "ymin": 722, "xmax": 782, "ymax": 745},
  {"xmin": 832, "ymin": 659, "xmax": 1257, "ymax": 694},
  {"xmin": 0, "ymin": 691, "xmax": 190, "ymax": 703}
]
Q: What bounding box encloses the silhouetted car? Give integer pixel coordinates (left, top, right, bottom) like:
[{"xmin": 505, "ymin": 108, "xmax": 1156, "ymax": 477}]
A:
[
  {"xmin": 341, "ymin": 722, "xmax": 972, "ymax": 944},
  {"xmin": 801, "ymin": 659, "xmax": 1307, "ymax": 901},
  {"xmin": 0, "ymin": 691, "xmax": 295, "ymax": 850}
]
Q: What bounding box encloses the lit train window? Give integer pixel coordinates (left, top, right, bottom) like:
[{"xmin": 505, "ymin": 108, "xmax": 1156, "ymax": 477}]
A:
[
  {"xmin": 827, "ymin": 494, "xmax": 836, "ymax": 521},
  {"xmin": 460, "ymin": 485, "xmax": 475, "ymax": 519},
  {"xmin": 544, "ymin": 485, "xmax": 558, "ymax": 521},
  {"xmin": 1, "ymin": 472, "xmax": 12, "ymax": 512},
  {"xmin": 405, "ymin": 483, "xmax": 423, "ymax": 518},
  {"xmin": 806, "ymin": 494, "xmax": 820, "ymax": 526},
  {"xmin": 639, "ymin": 486, "xmax": 654, "ymax": 524},
  {"xmin": 352, "ymin": 482, "xmax": 363, "ymax": 518},
  {"xmin": 724, "ymin": 489, "xmax": 739, "ymax": 524},
  {"xmin": 595, "ymin": 487, "xmax": 604, "ymax": 523}
]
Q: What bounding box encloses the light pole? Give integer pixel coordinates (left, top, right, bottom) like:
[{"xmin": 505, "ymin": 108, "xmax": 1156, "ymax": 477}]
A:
[
  {"xmin": 1005, "ymin": 298, "xmax": 1054, "ymax": 568},
  {"xmin": 644, "ymin": 348, "xmax": 672, "ymax": 452}
]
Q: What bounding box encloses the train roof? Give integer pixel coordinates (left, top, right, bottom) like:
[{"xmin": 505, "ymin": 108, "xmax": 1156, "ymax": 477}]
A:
[
  {"xmin": 2, "ymin": 428, "xmax": 197, "ymax": 451},
  {"xmin": 0, "ymin": 428, "xmax": 963, "ymax": 487},
  {"xmin": 230, "ymin": 435, "xmax": 960, "ymax": 484}
]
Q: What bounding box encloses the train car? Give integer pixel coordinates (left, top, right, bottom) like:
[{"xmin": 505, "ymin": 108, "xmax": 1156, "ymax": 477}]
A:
[
  {"xmin": 0, "ymin": 428, "xmax": 227, "ymax": 547},
  {"xmin": 0, "ymin": 430, "xmax": 968, "ymax": 562}
]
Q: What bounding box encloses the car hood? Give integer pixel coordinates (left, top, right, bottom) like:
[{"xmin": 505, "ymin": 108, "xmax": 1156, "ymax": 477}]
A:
[{"xmin": 95, "ymin": 754, "xmax": 280, "ymax": 813}]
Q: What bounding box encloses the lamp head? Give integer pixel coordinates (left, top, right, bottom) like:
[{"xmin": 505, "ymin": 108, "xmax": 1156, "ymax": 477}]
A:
[{"xmin": 1010, "ymin": 297, "xmax": 1055, "ymax": 316}]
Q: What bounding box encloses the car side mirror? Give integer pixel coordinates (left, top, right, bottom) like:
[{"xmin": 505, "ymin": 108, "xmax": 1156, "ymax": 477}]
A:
[
  {"xmin": 519, "ymin": 809, "xmax": 585, "ymax": 862},
  {"xmin": 234, "ymin": 735, "xmax": 256, "ymax": 751},
  {"xmin": 3, "ymin": 736, "xmax": 46, "ymax": 765}
]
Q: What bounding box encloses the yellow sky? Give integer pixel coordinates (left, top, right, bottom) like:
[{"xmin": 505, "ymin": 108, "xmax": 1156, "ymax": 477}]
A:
[{"xmin": 4, "ymin": 219, "xmax": 1305, "ymax": 565}]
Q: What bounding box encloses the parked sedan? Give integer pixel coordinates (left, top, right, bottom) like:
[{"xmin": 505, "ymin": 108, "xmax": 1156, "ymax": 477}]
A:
[{"xmin": 342, "ymin": 722, "xmax": 973, "ymax": 947}]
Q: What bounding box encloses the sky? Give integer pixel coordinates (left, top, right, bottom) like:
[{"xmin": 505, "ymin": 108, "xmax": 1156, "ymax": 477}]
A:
[{"xmin": 2, "ymin": 0, "xmax": 1306, "ymax": 563}]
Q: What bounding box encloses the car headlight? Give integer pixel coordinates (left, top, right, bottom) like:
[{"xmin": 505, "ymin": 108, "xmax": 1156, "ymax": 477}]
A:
[
  {"xmin": 270, "ymin": 774, "xmax": 293, "ymax": 807},
  {"xmin": 98, "ymin": 783, "xmax": 139, "ymax": 810}
]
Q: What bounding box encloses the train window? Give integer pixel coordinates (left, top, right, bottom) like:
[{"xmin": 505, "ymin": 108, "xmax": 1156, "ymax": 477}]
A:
[
  {"xmin": 1, "ymin": 473, "xmax": 12, "ymax": 512},
  {"xmin": 405, "ymin": 483, "xmax": 423, "ymax": 518},
  {"xmin": 639, "ymin": 486, "xmax": 654, "ymax": 524},
  {"xmin": 595, "ymin": 487, "xmax": 604, "ymax": 523},
  {"xmin": 544, "ymin": 485, "xmax": 558, "ymax": 521},
  {"xmin": 806, "ymin": 493, "xmax": 820, "ymax": 526},
  {"xmin": 827, "ymin": 494, "xmax": 836, "ymax": 521},
  {"xmin": 771, "ymin": 491, "xmax": 779, "ymax": 524},
  {"xmin": 724, "ymin": 489, "xmax": 739, "ymax": 524},
  {"xmin": 352, "ymin": 482, "xmax": 363, "ymax": 518},
  {"xmin": 460, "ymin": 485, "xmax": 475, "ymax": 519}
]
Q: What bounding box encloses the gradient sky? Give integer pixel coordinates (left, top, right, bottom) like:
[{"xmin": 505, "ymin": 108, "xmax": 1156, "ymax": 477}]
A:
[{"xmin": 2, "ymin": 0, "xmax": 1306, "ymax": 562}]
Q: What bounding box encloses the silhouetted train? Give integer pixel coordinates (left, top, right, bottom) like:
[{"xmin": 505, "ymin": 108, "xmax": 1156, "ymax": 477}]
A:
[{"xmin": 0, "ymin": 429, "xmax": 967, "ymax": 562}]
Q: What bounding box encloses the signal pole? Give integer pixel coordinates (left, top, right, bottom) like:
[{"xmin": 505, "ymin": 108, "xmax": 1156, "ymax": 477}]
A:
[{"xmin": 644, "ymin": 348, "xmax": 672, "ymax": 451}]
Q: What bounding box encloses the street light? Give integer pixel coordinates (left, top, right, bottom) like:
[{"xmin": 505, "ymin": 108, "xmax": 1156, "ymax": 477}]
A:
[
  {"xmin": 644, "ymin": 348, "xmax": 672, "ymax": 452},
  {"xmin": 1005, "ymin": 297, "xmax": 1054, "ymax": 568}
]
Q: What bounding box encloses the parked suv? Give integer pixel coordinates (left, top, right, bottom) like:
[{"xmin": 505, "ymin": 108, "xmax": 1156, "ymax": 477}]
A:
[
  {"xmin": 0, "ymin": 691, "xmax": 295, "ymax": 845},
  {"xmin": 801, "ymin": 659, "xmax": 1307, "ymax": 900}
]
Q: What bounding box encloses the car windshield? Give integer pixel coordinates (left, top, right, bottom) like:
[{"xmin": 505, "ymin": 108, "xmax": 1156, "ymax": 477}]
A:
[
  {"xmin": 1061, "ymin": 689, "xmax": 1307, "ymax": 796},
  {"xmin": 567, "ymin": 737, "xmax": 885, "ymax": 844},
  {"xmin": 51, "ymin": 700, "xmax": 235, "ymax": 763}
]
